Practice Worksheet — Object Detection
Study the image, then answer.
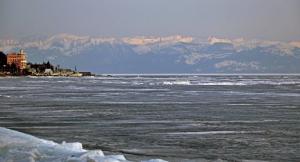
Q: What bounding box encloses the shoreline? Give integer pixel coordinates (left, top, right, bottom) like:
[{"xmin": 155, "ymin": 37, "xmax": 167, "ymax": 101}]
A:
[{"xmin": 0, "ymin": 72, "xmax": 95, "ymax": 77}]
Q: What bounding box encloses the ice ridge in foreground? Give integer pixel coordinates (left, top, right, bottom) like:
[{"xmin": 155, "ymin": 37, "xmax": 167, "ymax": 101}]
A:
[{"xmin": 0, "ymin": 127, "xmax": 167, "ymax": 162}]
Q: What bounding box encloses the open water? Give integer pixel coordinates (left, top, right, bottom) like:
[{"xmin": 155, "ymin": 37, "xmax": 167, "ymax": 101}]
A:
[{"xmin": 0, "ymin": 75, "xmax": 300, "ymax": 161}]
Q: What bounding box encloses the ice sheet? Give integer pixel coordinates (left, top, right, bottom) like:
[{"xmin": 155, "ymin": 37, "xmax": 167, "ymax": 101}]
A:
[{"xmin": 0, "ymin": 127, "xmax": 167, "ymax": 162}]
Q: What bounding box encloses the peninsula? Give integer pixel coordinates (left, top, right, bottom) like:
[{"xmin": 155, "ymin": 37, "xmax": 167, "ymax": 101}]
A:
[{"xmin": 0, "ymin": 49, "xmax": 94, "ymax": 77}]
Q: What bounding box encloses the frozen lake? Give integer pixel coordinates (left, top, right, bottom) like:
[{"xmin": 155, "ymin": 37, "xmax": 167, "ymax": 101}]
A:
[{"xmin": 0, "ymin": 75, "xmax": 300, "ymax": 161}]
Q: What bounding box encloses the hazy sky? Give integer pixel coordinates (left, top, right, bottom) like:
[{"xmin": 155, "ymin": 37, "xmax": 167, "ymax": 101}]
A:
[{"xmin": 0, "ymin": 0, "xmax": 299, "ymax": 41}]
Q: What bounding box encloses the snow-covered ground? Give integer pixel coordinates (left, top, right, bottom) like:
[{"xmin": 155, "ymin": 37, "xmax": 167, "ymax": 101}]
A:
[{"xmin": 0, "ymin": 127, "xmax": 167, "ymax": 162}]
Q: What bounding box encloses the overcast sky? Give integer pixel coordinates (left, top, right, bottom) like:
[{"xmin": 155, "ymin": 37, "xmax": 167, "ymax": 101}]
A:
[{"xmin": 0, "ymin": 0, "xmax": 299, "ymax": 41}]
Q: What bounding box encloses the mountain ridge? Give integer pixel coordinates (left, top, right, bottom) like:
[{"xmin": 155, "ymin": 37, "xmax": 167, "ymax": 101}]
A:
[{"xmin": 0, "ymin": 34, "xmax": 299, "ymax": 73}]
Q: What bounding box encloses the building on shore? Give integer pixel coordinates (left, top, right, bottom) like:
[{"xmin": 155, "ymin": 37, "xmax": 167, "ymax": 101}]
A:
[{"xmin": 7, "ymin": 49, "xmax": 27, "ymax": 71}]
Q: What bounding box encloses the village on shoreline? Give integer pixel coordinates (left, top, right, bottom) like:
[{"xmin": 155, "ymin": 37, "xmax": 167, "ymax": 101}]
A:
[{"xmin": 0, "ymin": 49, "xmax": 94, "ymax": 77}]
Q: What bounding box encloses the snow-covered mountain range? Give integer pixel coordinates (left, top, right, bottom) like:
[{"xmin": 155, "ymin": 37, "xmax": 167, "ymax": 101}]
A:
[{"xmin": 1, "ymin": 33, "xmax": 300, "ymax": 73}]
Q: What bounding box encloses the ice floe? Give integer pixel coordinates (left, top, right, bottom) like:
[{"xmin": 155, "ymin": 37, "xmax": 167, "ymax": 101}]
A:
[{"xmin": 0, "ymin": 127, "xmax": 167, "ymax": 162}]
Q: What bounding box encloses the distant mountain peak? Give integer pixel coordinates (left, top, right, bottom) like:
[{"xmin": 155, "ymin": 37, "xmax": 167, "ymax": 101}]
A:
[
  {"xmin": 47, "ymin": 33, "xmax": 90, "ymax": 42},
  {"xmin": 121, "ymin": 35, "xmax": 193, "ymax": 45},
  {"xmin": 208, "ymin": 36, "xmax": 233, "ymax": 45},
  {"xmin": 289, "ymin": 41, "xmax": 300, "ymax": 48}
]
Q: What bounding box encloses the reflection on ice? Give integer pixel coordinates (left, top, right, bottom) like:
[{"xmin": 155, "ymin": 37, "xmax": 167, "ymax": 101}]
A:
[{"xmin": 0, "ymin": 127, "xmax": 167, "ymax": 162}]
